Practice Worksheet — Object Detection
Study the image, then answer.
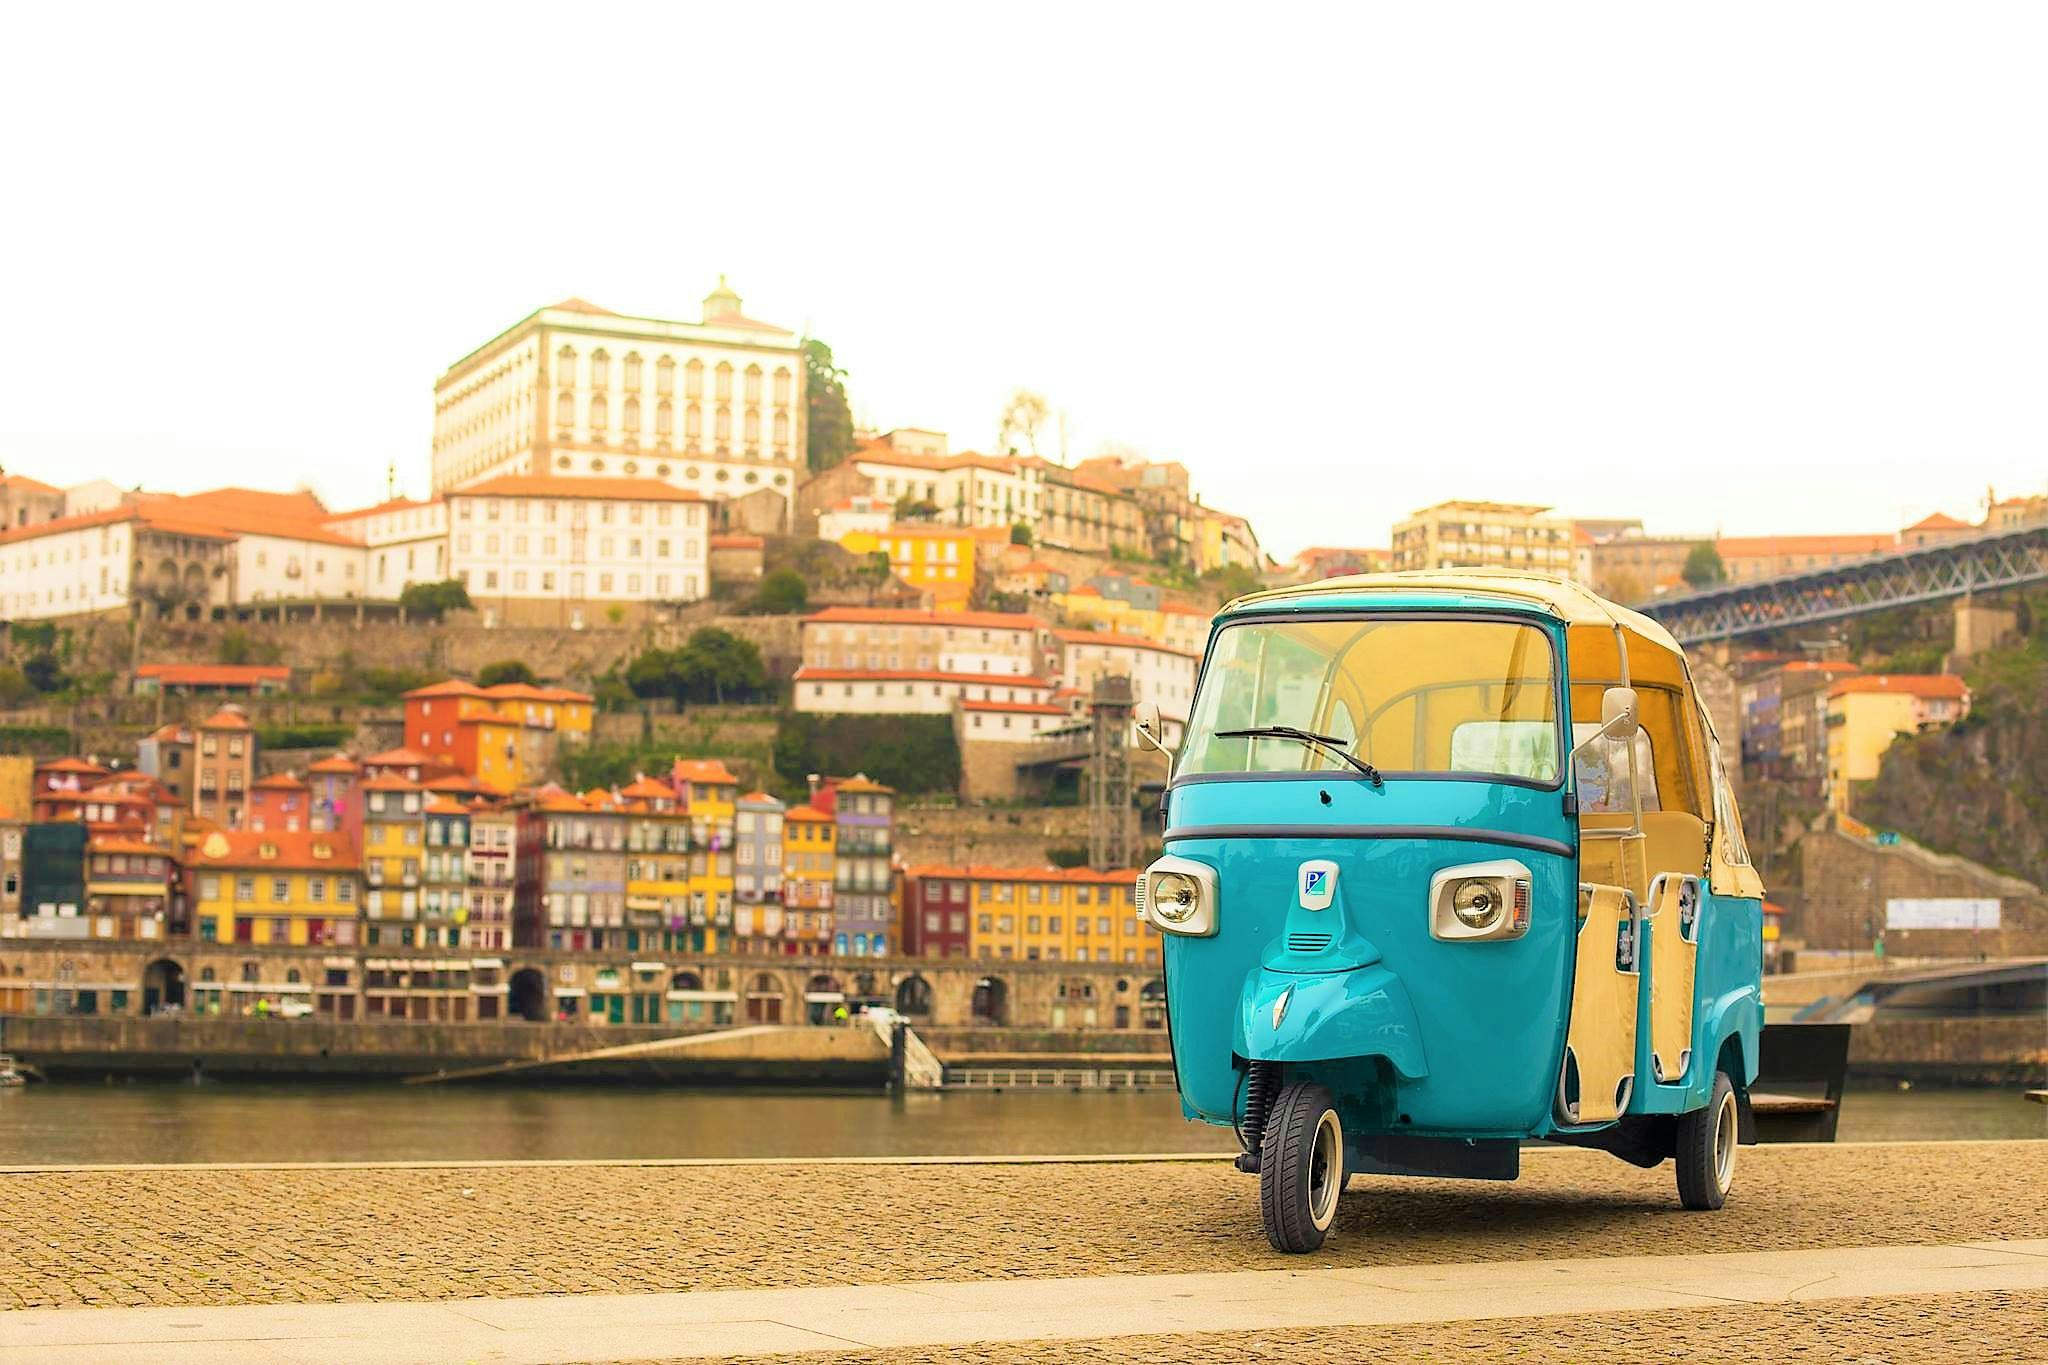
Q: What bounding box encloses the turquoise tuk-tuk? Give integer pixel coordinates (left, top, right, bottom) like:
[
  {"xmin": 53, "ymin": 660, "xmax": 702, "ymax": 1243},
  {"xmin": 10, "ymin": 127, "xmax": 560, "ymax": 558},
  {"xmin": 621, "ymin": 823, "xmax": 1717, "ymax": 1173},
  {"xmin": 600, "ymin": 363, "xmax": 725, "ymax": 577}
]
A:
[{"xmin": 1132, "ymin": 571, "xmax": 1765, "ymax": 1253}]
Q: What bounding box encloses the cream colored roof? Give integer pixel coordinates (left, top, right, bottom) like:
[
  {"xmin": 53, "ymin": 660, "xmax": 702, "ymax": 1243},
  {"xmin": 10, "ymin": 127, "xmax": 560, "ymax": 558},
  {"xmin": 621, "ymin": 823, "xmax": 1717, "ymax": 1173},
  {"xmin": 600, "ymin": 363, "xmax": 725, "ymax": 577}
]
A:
[{"xmin": 1228, "ymin": 569, "xmax": 1687, "ymax": 661}]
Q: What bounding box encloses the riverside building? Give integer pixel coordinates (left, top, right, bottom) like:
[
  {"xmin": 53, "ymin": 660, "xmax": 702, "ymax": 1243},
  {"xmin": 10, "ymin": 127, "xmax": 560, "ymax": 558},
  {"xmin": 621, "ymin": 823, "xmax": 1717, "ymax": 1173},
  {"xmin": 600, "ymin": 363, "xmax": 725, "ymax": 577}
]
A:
[{"xmin": 430, "ymin": 282, "xmax": 806, "ymax": 523}]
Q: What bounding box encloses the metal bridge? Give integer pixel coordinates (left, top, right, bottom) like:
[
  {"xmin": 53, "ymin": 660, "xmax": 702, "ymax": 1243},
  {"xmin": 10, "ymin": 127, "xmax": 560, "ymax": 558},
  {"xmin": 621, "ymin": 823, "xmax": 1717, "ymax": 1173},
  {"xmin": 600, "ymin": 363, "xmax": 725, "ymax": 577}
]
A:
[{"xmin": 1638, "ymin": 522, "xmax": 2048, "ymax": 645}]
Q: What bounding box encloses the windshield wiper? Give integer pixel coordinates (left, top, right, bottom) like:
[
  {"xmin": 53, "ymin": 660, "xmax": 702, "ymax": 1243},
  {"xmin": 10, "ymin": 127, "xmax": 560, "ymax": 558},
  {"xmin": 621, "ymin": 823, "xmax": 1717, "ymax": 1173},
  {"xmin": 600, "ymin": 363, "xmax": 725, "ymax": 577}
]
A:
[{"xmin": 1216, "ymin": 726, "xmax": 1383, "ymax": 786}]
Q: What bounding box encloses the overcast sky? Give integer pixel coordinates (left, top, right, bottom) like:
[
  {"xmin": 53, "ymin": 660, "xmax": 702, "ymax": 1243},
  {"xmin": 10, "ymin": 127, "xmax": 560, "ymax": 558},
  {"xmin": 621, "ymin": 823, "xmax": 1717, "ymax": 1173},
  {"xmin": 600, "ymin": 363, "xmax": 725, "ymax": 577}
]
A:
[{"xmin": 3, "ymin": 4, "xmax": 2043, "ymax": 559}]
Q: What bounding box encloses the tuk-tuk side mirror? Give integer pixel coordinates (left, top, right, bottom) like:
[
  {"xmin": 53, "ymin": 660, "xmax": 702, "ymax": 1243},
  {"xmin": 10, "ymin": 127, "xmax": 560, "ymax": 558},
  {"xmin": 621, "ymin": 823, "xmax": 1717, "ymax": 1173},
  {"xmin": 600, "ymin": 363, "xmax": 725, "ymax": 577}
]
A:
[
  {"xmin": 1133, "ymin": 702, "xmax": 1175, "ymax": 756},
  {"xmin": 1601, "ymin": 686, "xmax": 1639, "ymax": 740},
  {"xmin": 1572, "ymin": 686, "xmax": 1639, "ymax": 760}
]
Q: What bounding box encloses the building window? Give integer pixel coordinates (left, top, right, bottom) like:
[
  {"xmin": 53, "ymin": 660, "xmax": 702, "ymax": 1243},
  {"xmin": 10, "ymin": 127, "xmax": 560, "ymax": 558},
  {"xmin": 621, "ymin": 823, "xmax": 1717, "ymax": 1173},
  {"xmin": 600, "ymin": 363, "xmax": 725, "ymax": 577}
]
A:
[
  {"xmin": 685, "ymin": 359, "xmax": 703, "ymax": 398},
  {"xmin": 744, "ymin": 364, "xmax": 762, "ymax": 402},
  {"xmin": 590, "ymin": 394, "xmax": 608, "ymax": 430},
  {"xmin": 555, "ymin": 391, "xmax": 574, "ymax": 427},
  {"xmin": 714, "ymin": 362, "xmax": 732, "ymax": 401},
  {"xmin": 623, "ymin": 395, "xmax": 640, "ymax": 432},
  {"xmin": 656, "ymin": 355, "xmax": 674, "ymax": 395},
  {"xmin": 591, "ymin": 349, "xmax": 609, "ymax": 387},
  {"xmin": 556, "ymin": 345, "xmax": 575, "ymax": 383},
  {"xmin": 655, "ymin": 399, "xmax": 673, "ymax": 437},
  {"xmin": 622, "ymin": 352, "xmax": 641, "ymax": 389}
]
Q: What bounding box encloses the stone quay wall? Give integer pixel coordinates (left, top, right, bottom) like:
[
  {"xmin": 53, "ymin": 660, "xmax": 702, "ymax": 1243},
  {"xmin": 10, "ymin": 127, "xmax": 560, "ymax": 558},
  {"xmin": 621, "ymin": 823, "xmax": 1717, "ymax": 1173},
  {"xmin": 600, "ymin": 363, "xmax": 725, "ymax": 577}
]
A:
[{"xmin": 1796, "ymin": 828, "xmax": 2048, "ymax": 957}]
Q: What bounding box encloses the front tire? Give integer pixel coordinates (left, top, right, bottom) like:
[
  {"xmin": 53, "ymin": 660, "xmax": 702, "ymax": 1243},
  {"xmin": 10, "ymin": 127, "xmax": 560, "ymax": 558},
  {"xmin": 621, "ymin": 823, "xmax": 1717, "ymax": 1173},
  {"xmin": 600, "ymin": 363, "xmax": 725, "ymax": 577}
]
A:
[
  {"xmin": 1676, "ymin": 1070, "xmax": 1738, "ymax": 1210},
  {"xmin": 1259, "ymin": 1082, "xmax": 1344, "ymax": 1253}
]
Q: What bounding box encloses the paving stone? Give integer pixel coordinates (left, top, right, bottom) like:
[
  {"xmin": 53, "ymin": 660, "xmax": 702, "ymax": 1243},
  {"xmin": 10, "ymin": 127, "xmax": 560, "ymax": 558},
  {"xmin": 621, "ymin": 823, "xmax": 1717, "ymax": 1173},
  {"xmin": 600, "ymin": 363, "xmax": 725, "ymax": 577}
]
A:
[{"xmin": 0, "ymin": 1143, "xmax": 2041, "ymax": 1313}]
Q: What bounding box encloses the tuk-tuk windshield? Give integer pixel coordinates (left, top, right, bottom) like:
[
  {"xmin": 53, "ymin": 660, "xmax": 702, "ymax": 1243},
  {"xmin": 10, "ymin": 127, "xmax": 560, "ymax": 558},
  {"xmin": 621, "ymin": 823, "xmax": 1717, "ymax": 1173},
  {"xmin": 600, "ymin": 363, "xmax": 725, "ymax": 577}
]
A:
[{"xmin": 1179, "ymin": 616, "xmax": 1561, "ymax": 783}]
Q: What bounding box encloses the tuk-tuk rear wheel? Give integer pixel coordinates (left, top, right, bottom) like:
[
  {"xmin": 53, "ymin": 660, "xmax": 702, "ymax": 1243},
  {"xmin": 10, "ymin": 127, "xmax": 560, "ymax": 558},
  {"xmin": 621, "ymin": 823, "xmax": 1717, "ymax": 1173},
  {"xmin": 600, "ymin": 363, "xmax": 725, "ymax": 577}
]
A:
[
  {"xmin": 1675, "ymin": 1070, "xmax": 1738, "ymax": 1211},
  {"xmin": 1259, "ymin": 1082, "xmax": 1344, "ymax": 1253}
]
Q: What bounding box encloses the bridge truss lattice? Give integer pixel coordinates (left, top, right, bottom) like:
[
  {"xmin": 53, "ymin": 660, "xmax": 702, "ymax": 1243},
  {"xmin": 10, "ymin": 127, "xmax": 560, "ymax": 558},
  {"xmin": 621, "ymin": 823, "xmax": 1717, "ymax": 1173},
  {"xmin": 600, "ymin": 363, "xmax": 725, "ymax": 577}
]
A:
[{"xmin": 1638, "ymin": 524, "xmax": 2048, "ymax": 645}]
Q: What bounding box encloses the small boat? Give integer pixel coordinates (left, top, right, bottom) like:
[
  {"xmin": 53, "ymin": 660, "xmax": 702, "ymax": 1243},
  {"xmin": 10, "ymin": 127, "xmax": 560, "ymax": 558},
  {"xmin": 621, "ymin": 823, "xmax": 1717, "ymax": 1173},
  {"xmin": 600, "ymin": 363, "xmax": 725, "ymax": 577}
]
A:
[{"xmin": 0, "ymin": 1054, "xmax": 31, "ymax": 1086}]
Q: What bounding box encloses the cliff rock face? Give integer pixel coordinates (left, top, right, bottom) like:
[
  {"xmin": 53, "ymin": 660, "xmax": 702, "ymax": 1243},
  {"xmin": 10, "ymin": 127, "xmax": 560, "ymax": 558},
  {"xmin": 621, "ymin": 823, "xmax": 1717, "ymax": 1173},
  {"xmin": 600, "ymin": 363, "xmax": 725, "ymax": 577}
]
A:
[{"xmin": 1857, "ymin": 643, "xmax": 2047, "ymax": 887}]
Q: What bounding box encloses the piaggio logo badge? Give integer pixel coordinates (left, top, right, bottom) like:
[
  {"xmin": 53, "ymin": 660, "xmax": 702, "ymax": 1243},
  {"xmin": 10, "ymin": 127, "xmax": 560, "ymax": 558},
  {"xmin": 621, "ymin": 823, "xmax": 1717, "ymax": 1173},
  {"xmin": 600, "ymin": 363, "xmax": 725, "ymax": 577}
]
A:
[{"xmin": 1297, "ymin": 860, "xmax": 1338, "ymax": 911}]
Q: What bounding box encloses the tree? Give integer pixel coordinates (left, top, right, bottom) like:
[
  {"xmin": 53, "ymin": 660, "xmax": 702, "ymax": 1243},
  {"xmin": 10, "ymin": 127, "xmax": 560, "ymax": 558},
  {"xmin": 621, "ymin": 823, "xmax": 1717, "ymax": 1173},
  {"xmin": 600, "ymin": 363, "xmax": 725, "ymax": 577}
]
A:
[
  {"xmin": 672, "ymin": 628, "xmax": 766, "ymax": 704},
  {"xmin": 804, "ymin": 339, "xmax": 856, "ymax": 473},
  {"xmin": 21, "ymin": 652, "xmax": 67, "ymax": 694},
  {"xmin": 751, "ymin": 569, "xmax": 809, "ymax": 615},
  {"xmin": 1009, "ymin": 522, "xmax": 1034, "ymax": 547},
  {"xmin": 894, "ymin": 494, "xmax": 940, "ymax": 522},
  {"xmin": 0, "ymin": 665, "xmax": 33, "ymax": 707},
  {"xmin": 998, "ymin": 389, "xmax": 1051, "ymax": 455},
  {"xmin": 1682, "ymin": 542, "xmax": 1727, "ymax": 590},
  {"xmin": 399, "ymin": 579, "xmax": 473, "ymax": 621},
  {"xmin": 217, "ymin": 629, "xmax": 282, "ymax": 667},
  {"xmin": 478, "ymin": 659, "xmax": 539, "ymax": 688},
  {"xmin": 624, "ymin": 648, "xmax": 677, "ymax": 701}
]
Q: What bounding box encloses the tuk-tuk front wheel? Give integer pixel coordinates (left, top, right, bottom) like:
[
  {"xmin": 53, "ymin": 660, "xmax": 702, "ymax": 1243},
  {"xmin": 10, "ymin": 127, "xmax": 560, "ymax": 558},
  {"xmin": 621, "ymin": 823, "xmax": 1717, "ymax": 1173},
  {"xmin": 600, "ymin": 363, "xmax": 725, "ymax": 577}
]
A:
[
  {"xmin": 1259, "ymin": 1082, "xmax": 1344, "ymax": 1253},
  {"xmin": 1675, "ymin": 1070, "xmax": 1739, "ymax": 1211}
]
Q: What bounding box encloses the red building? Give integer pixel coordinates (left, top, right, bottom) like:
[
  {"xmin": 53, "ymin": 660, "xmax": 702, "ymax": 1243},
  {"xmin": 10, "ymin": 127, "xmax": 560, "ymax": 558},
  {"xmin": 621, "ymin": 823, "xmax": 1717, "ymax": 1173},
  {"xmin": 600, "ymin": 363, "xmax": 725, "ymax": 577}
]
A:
[
  {"xmin": 902, "ymin": 866, "xmax": 974, "ymax": 959},
  {"xmin": 305, "ymin": 753, "xmax": 362, "ymax": 840},
  {"xmin": 247, "ymin": 771, "xmax": 312, "ymax": 832}
]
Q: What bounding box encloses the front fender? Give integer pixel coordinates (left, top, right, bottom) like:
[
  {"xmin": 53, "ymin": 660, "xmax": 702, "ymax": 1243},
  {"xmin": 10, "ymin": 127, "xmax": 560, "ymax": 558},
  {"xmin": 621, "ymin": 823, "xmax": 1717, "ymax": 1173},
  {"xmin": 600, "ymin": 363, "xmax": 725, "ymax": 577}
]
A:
[{"xmin": 1236, "ymin": 965, "xmax": 1429, "ymax": 1079}]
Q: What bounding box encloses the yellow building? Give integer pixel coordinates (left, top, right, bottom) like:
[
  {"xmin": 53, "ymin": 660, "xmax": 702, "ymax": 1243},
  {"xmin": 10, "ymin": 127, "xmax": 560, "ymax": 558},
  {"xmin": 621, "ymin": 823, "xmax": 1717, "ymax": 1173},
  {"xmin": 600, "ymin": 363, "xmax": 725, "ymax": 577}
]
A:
[
  {"xmin": 963, "ymin": 867, "xmax": 1156, "ymax": 967},
  {"xmin": 672, "ymin": 759, "xmax": 738, "ymax": 946},
  {"xmin": 620, "ymin": 776, "xmax": 696, "ymax": 952},
  {"xmin": 781, "ymin": 804, "xmax": 836, "ymax": 955},
  {"xmin": 359, "ymin": 773, "xmax": 425, "ymax": 946},
  {"xmin": 1391, "ymin": 501, "xmax": 1575, "ymax": 576},
  {"xmin": 837, "ymin": 523, "xmax": 977, "ymax": 610},
  {"xmin": 1825, "ymin": 675, "xmax": 1971, "ymax": 813},
  {"xmin": 189, "ymin": 829, "xmax": 361, "ymax": 947}
]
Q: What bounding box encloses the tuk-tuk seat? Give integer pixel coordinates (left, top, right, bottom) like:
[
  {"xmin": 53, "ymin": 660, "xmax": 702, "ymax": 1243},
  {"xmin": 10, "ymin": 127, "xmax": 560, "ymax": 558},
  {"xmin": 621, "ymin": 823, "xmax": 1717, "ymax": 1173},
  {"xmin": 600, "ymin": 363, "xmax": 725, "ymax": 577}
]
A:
[{"xmin": 1579, "ymin": 811, "xmax": 1709, "ymax": 904}]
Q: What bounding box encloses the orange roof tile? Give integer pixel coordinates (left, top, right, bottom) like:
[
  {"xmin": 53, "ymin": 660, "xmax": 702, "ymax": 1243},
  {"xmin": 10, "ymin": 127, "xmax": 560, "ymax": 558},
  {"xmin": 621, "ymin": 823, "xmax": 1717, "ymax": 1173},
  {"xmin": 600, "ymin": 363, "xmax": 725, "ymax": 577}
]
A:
[
  {"xmin": 250, "ymin": 772, "xmax": 307, "ymax": 790},
  {"xmin": 830, "ymin": 775, "xmax": 894, "ymax": 795},
  {"xmin": 403, "ymin": 679, "xmax": 487, "ymax": 699},
  {"xmin": 358, "ymin": 773, "xmax": 424, "ymax": 792},
  {"xmin": 189, "ymin": 829, "xmax": 359, "ymax": 869},
  {"xmin": 197, "ymin": 708, "xmax": 252, "ymax": 730},
  {"xmin": 618, "ymin": 776, "xmax": 675, "ymax": 799},
  {"xmin": 306, "ymin": 753, "xmax": 360, "ymax": 774},
  {"xmin": 88, "ymin": 835, "xmax": 174, "ymax": 858},
  {"xmin": 737, "ymin": 789, "xmax": 782, "ymax": 805},
  {"xmin": 1829, "ymin": 674, "xmax": 1969, "ymax": 700},
  {"xmin": 38, "ymin": 757, "xmax": 110, "ymax": 774},
  {"xmin": 1903, "ymin": 512, "xmax": 1972, "ymax": 532},
  {"xmin": 671, "ymin": 758, "xmax": 738, "ymax": 785},
  {"xmin": 135, "ymin": 663, "xmax": 290, "ymax": 686},
  {"xmin": 362, "ymin": 747, "xmax": 431, "ymax": 766},
  {"xmin": 423, "ymin": 796, "xmax": 470, "ymax": 815},
  {"xmin": 454, "ymin": 475, "xmax": 710, "ymax": 504},
  {"xmin": 1716, "ymin": 534, "xmax": 1895, "ymax": 558},
  {"xmin": 784, "ymin": 805, "xmax": 833, "ymax": 823}
]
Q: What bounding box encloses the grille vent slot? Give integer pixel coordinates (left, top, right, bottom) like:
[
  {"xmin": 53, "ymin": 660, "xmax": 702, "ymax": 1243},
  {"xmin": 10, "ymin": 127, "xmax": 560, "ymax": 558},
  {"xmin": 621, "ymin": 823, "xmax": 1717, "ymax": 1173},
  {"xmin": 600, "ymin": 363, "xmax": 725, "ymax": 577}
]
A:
[
  {"xmin": 1132, "ymin": 876, "xmax": 1147, "ymax": 917},
  {"xmin": 1285, "ymin": 932, "xmax": 1332, "ymax": 954}
]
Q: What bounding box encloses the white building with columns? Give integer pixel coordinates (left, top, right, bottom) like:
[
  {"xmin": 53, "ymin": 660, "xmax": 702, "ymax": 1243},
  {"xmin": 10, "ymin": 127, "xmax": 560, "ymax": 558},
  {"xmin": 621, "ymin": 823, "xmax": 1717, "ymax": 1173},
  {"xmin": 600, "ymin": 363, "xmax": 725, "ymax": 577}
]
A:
[{"xmin": 431, "ymin": 281, "xmax": 807, "ymax": 526}]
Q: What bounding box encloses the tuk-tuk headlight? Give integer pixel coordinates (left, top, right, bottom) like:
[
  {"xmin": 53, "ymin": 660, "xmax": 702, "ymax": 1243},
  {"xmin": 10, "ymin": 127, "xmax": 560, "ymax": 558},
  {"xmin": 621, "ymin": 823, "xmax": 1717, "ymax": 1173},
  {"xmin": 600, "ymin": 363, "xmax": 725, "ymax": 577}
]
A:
[
  {"xmin": 1140, "ymin": 855, "xmax": 1218, "ymax": 936},
  {"xmin": 1452, "ymin": 879, "xmax": 1502, "ymax": 930},
  {"xmin": 1429, "ymin": 860, "xmax": 1533, "ymax": 942},
  {"xmin": 1151, "ymin": 872, "xmax": 1201, "ymax": 925}
]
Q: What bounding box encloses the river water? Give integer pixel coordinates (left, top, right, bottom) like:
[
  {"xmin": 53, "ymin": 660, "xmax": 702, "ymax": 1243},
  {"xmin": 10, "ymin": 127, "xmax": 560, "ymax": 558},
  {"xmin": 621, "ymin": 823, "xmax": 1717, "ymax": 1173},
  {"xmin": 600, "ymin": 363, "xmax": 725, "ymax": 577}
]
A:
[{"xmin": 0, "ymin": 1083, "xmax": 2040, "ymax": 1166}]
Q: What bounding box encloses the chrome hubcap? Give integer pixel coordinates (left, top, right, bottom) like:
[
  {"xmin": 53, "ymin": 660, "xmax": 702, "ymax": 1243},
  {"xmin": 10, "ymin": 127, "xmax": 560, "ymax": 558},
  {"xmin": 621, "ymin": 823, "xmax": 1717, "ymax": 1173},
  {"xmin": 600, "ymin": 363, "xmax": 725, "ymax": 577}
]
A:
[
  {"xmin": 1713, "ymin": 1090, "xmax": 1737, "ymax": 1194},
  {"xmin": 1308, "ymin": 1109, "xmax": 1343, "ymax": 1229}
]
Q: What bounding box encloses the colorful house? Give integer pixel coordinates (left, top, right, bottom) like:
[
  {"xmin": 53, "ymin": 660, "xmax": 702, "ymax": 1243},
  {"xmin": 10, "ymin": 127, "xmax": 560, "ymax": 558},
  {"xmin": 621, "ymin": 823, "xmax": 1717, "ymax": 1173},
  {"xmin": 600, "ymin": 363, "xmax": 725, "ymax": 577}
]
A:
[
  {"xmin": 306, "ymin": 752, "xmax": 363, "ymax": 839},
  {"xmin": 673, "ymin": 759, "xmax": 738, "ymax": 948},
  {"xmin": 620, "ymin": 776, "xmax": 694, "ymax": 952},
  {"xmin": 733, "ymin": 790, "xmax": 785, "ymax": 951},
  {"xmin": 247, "ymin": 771, "xmax": 312, "ymax": 833},
  {"xmin": 462, "ymin": 799, "xmax": 523, "ymax": 951},
  {"xmin": 817, "ymin": 775, "xmax": 895, "ymax": 957},
  {"xmin": 780, "ymin": 805, "xmax": 836, "ymax": 957},
  {"xmin": 359, "ymin": 773, "xmax": 425, "ymax": 946},
  {"xmin": 421, "ymin": 796, "xmax": 471, "ymax": 948},
  {"xmin": 1825, "ymin": 674, "xmax": 1972, "ymax": 813},
  {"xmin": 836, "ymin": 523, "xmax": 979, "ymax": 610},
  {"xmin": 188, "ymin": 828, "xmax": 360, "ymax": 948}
]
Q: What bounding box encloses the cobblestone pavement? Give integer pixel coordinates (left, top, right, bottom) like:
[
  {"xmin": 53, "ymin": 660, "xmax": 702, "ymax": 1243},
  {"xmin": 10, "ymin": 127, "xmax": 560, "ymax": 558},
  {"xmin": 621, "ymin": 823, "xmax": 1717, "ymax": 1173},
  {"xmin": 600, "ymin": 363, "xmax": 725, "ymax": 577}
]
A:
[
  {"xmin": 2, "ymin": 1142, "xmax": 2043, "ymax": 1312},
  {"xmin": 702, "ymin": 1290, "xmax": 2048, "ymax": 1364}
]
